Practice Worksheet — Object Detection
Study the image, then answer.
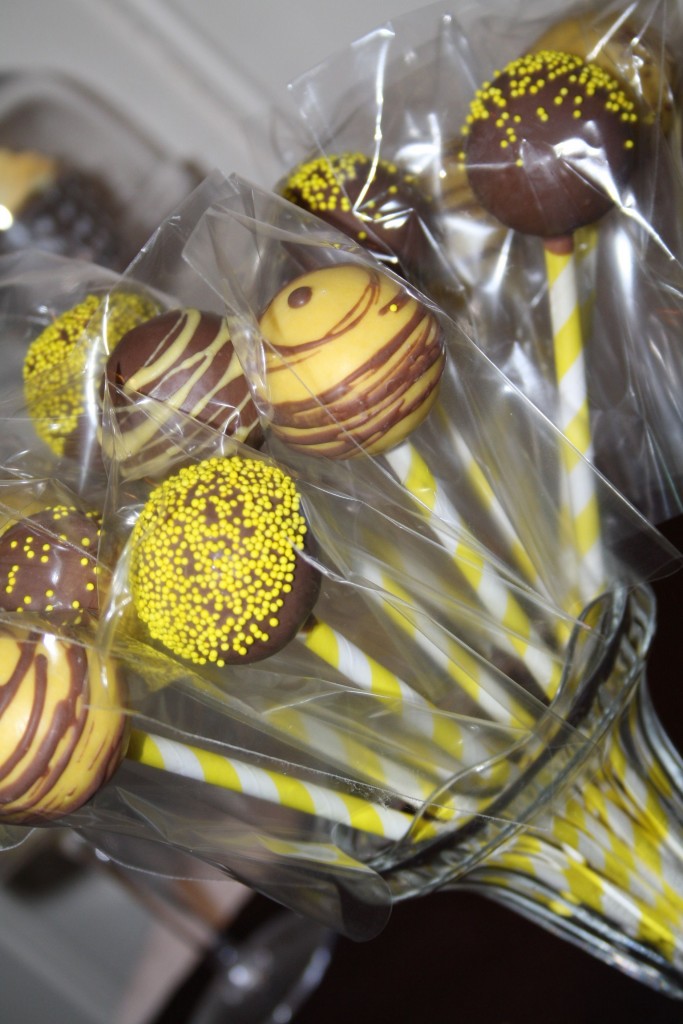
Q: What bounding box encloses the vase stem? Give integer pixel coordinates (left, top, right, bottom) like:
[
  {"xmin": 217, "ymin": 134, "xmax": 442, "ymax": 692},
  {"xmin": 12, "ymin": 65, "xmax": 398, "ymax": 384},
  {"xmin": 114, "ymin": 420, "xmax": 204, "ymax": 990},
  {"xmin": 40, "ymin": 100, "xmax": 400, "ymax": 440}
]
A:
[{"xmin": 460, "ymin": 680, "xmax": 683, "ymax": 999}]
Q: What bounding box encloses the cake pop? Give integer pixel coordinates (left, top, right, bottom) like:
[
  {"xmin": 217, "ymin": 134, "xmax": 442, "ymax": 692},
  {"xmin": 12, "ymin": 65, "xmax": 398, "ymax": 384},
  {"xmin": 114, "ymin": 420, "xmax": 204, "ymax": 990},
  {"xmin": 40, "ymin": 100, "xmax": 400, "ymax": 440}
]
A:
[
  {"xmin": 278, "ymin": 152, "xmax": 435, "ymax": 280},
  {"xmin": 258, "ymin": 262, "xmax": 445, "ymax": 458},
  {"xmin": 0, "ymin": 147, "xmax": 128, "ymax": 270},
  {"xmin": 128, "ymin": 455, "xmax": 320, "ymax": 666},
  {"xmin": 530, "ymin": 13, "xmax": 674, "ymax": 133},
  {"xmin": 23, "ymin": 290, "xmax": 160, "ymax": 457},
  {"xmin": 462, "ymin": 50, "xmax": 638, "ymax": 238},
  {"xmin": 0, "ymin": 504, "xmax": 104, "ymax": 625},
  {"xmin": 0, "ymin": 625, "xmax": 127, "ymax": 823},
  {"xmin": 103, "ymin": 308, "xmax": 263, "ymax": 476}
]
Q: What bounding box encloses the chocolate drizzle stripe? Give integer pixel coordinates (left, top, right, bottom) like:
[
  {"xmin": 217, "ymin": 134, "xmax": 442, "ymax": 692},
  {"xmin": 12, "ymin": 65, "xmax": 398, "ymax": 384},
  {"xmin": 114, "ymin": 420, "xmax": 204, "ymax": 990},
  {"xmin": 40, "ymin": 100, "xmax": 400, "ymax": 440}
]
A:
[
  {"xmin": 269, "ymin": 309, "xmax": 439, "ymax": 422},
  {"xmin": 0, "ymin": 647, "xmax": 84, "ymax": 805},
  {"xmin": 0, "ymin": 647, "xmax": 49, "ymax": 783},
  {"xmin": 270, "ymin": 274, "xmax": 378, "ymax": 356},
  {"xmin": 0, "ymin": 637, "xmax": 36, "ymax": 716},
  {"xmin": 34, "ymin": 709, "xmax": 124, "ymax": 819}
]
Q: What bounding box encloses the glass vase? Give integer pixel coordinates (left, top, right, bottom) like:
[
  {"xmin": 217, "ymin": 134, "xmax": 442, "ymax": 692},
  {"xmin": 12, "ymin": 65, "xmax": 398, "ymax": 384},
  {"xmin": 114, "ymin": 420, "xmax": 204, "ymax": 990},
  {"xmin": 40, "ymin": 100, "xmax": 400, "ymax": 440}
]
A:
[
  {"xmin": 460, "ymin": 676, "xmax": 683, "ymax": 999},
  {"xmin": 378, "ymin": 583, "xmax": 683, "ymax": 1000}
]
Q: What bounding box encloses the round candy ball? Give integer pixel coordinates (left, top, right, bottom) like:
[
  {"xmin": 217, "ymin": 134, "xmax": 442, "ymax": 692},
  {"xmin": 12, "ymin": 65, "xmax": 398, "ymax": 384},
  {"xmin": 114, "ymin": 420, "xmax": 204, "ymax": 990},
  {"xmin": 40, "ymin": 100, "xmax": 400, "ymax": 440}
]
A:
[
  {"xmin": 23, "ymin": 290, "xmax": 160, "ymax": 458},
  {"xmin": 129, "ymin": 455, "xmax": 320, "ymax": 667},
  {"xmin": 258, "ymin": 263, "xmax": 445, "ymax": 458},
  {"xmin": 279, "ymin": 152, "xmax": 435, "ymax": 281},
  {"xmin": 0, "ymin": 626, "xmax": 127, "ymax": 823},
  {"xmin": 0, "ymin": 148, "xmax": 128, "ymax": 270},
  {"xmin": 530, "ymin": 15, "xmax": 674, "ymax": 134},
  {"xmin": 103, "ymin": 308, "xmax": 263, "ymax": 476},
  {"xmin": 462, "ymin": 50, "xmax": 639, "ymax": 238},
  {"xmin": 0, "ymin": 505, "xmax": 103, "ymax": 625}
]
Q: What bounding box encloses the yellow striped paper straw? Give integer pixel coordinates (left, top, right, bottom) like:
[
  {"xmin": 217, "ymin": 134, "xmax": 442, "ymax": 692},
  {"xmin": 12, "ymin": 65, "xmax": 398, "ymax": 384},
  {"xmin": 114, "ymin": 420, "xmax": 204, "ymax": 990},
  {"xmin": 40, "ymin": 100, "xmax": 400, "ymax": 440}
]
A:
[
  {"xmin": 432, "ymin": 409, "xmax": 545, "ymax": 595},
  {"xmin": 382, "ymin": 443, "xmax": 564, "ymax": 702},
  {"xmin": 483, "ymin": 833, "xmax": 682, "ymax": 963},
  {"xmin": 302, "ymin": 619, "xmax": 481, "ymax": 742},
  {"xmin": 545, "ymin": 242, "xmax": 604, "ymax": 605},
  {"xmin": 570, "ymin": 787, "xmax": 683, "ymax": 918},
  {"xmin": 298, "ymin": 620, "xmax": 513, "ymax": 800},
  {"xmin": 264, "ymin": 700, "xmax": 445, "ymax": 806},
  {"xmin": 301, "ymin": 619, "xmax": 428, "ymax": 709},
  {"xmin": 359, "ymin": 559, "xmax": 541, "ymax": 733},
  {"xmin": 127, "ymin": 729, "xmax": 438, "ymax": 844},
  {"xmin": 574, "ymin": 224, "xmax": 599, "ymax": 333}
]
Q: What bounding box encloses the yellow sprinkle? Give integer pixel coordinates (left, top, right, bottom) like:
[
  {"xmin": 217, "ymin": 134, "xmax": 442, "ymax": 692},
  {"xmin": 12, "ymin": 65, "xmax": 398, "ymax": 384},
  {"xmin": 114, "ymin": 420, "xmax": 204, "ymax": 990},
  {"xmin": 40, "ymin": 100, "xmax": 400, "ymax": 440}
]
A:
[
  {"xmin": 130, "ymin": 456, "xmax": 311, "ymax": 665},
  {"xmin": 23, "ymin": 291, "xmax": 160, "ymax": 456}
]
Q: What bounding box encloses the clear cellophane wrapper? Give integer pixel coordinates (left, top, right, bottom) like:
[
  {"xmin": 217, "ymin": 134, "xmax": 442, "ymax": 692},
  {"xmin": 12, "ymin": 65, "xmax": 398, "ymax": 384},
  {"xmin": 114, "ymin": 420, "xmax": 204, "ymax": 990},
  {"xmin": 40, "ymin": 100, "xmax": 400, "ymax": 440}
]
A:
[
  {"xmin": 277, "ymin": 0, "xmax": 683, "ymax": 525},
  {"xmin": 0, "ymin": 165, "xmax": 678, "ymax": 940}
]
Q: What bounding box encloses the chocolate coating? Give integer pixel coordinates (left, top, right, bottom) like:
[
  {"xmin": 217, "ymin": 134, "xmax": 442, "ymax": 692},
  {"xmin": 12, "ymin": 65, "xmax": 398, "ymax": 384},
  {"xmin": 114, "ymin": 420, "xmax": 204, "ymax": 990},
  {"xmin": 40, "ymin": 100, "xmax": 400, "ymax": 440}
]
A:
[
  {"xmin": 463, "ymin": 50, "xmax": 639, "ymax": 237},
  {"xmin": 0, "ymin": 505, "xmax": 103, "ymax": 625},
  {"xmin": 530, "ymin": 15, "xmax": 674, "ymax": 134},
  {"xmin": 258, "ymin": 263, "xmax": 445, "ymax": 458},
  {"xmin": 129, "ymin": 456, "xmax": 320, "ymax": 666},
  {"xmin": 23, "ymin": 291, "xmax": 160, "ymax": 458},
  {"xmin": 0, "ymin": 626, "xmax": 127, "ymax": 823},
  {"xmin": 0, "ymin": 148, "xmax": 127, "ymax": 270},
  {"xmin": 279, "ymin": 153, "xmax": 435, "ymax": 280},
  {"xmin": 104, "ymin": 309, "xmax": 262, "ymax": 476}
]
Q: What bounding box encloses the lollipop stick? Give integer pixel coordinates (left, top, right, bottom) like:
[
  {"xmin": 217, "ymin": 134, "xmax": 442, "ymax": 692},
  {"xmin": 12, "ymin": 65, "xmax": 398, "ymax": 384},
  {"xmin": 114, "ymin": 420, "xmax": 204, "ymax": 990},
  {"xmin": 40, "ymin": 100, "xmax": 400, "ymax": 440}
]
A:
[
  {"xmin": 360, "ymin": 559, "xmax": 548, "ymax": 731},
  {"xmin": 381, "ymin": 443, "xmax": 564, "ymax": 700},
  {"xmin": 298, "ymin": 620, "xmax": 512, "ymax": 796},
  {"xmin": 263, "ymin": 684, "xmax": 449, "ymax": 805},
  {"xmin": 393, "ymin": 424, "xmax": 544, "ymax": 595},
  {"xmin": 545, "ymin": 237, "xmax": 605, "ymax": 606},
  {"xmin": 127, "ymin": 729, "xmax": 437, "ymax": 843}
]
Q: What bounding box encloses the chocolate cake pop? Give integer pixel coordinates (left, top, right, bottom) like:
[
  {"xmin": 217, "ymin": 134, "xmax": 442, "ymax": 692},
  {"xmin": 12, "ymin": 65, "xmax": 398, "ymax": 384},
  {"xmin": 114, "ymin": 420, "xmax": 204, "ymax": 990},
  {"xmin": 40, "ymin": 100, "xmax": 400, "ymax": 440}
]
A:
[
  {"xmin": 0, "ymin": 505, "xmax": 104, "ymax": 625},
  {"xmin": 278, "ymin": 152, "xmax": 436, "ymax": 280},
  {"xmin": 103, "ymin": 308, "xmax": 263, "ymax": 476},
  {"xmin": 530, "ymin": 14, "xmax": 674, "ymax": 133},
  {"xmin": 462, "ymin": 50, "xmax": 639, "ymax": 238},
  {"xmin": 258, "ymin": 262, "xmax": 445, "ymax": 458},
  {"xmin": 0, "ymin": 148, "xmax": 128, "ymax": 270},
  {"xmin": 23, "ymin": 290, "xmax": 161, "ymax": 458},
  {"xmin": 128, "ymin": 455, "xmax": 320, "ymax": 666},
  {"xmin": 0, "ymin": 625, "xmax": 127, "ymax": 823}
]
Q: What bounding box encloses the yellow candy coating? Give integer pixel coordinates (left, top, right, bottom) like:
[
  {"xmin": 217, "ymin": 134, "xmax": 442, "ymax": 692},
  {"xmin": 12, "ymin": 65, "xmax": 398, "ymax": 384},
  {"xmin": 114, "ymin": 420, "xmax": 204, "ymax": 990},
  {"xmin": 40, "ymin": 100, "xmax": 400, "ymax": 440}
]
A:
[
  {"xmin": 0, "ymin": 626, "xmax": 127, "ymax": 823},
  {"xmin": 259, "ymin": 264, "xmax": 445, "ymax": 457}
]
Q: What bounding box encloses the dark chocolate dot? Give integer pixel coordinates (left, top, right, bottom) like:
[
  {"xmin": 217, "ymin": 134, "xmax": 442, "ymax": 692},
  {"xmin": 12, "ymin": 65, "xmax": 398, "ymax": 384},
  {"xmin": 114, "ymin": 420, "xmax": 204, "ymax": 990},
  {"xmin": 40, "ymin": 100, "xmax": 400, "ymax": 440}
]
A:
[{"xmin": 288, "ymin": 286, "xmax": 313, "ymax": 308}]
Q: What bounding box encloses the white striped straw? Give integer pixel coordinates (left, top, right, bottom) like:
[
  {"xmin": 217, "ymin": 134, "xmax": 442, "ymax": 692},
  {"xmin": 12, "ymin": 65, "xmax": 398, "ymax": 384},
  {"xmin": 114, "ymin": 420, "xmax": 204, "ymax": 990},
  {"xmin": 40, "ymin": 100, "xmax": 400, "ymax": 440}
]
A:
[
  {"xmin": 545, "ymin": 243, "xmax": 605, "ymax": 605},
  {"xmin": 481, "ymin": 832, "xmax": 682, "ymax": 962},
  {"xmin": 433, "ymin": 411, "xmax": 545, "ymax": 595},
  {"xmin": 264, "ymin": 699, "xmax": 445, "ymax": 806},
  {"xmin": 359, "ymin": 559, "xmax": 540, "ymax": 733},
  {"xmin": 382, "ymin": 443, "xmax": 563, "ymax": 701},
  {"xmin": 127, "ymin": 729, "xmax": 438, "ymax": 844},
  {"xmin": 297, "ymin": 620, "xmax": 517, "ymax": 806}
]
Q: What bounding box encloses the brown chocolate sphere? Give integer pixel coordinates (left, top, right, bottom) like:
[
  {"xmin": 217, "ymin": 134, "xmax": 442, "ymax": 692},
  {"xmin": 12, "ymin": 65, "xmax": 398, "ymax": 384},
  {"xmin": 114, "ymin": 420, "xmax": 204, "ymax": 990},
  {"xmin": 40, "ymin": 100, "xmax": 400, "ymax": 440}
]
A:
[
  {"xmin": 462, "ymin": 50, "xmax": 639, "ymax": 238},
  {"xmin": 0, "ymin": 148, "xmax": 128, "ymax": 270},
  {"xmin": 530, "ymin": 14, "xmax": 675, "ymax": 134},
  {"xmin": 128, "ymin": 456, "xmax": 320, "ymax": 666},
  {"xmin": 104, "ymin": 309, "xmax": 263, "ymax": 476},
  {"xmin": 278, "ymin": 152, "xmax": 436, "ymax": 280},
  {"xmin": 0, "ymin": 505, "xmax": 104, "ymax": 625},
  {"xmin": 0, "ymin": 625, "xmax": 127, "ymax": 824}
]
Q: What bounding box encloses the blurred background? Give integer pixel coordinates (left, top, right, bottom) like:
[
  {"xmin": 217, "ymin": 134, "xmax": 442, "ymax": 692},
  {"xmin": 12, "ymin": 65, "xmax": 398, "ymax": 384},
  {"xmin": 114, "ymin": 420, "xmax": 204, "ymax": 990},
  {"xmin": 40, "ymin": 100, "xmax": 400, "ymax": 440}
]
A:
[{"xmin": 0, "ymin": 2, "xmax": 682, "ymax": 1021}]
